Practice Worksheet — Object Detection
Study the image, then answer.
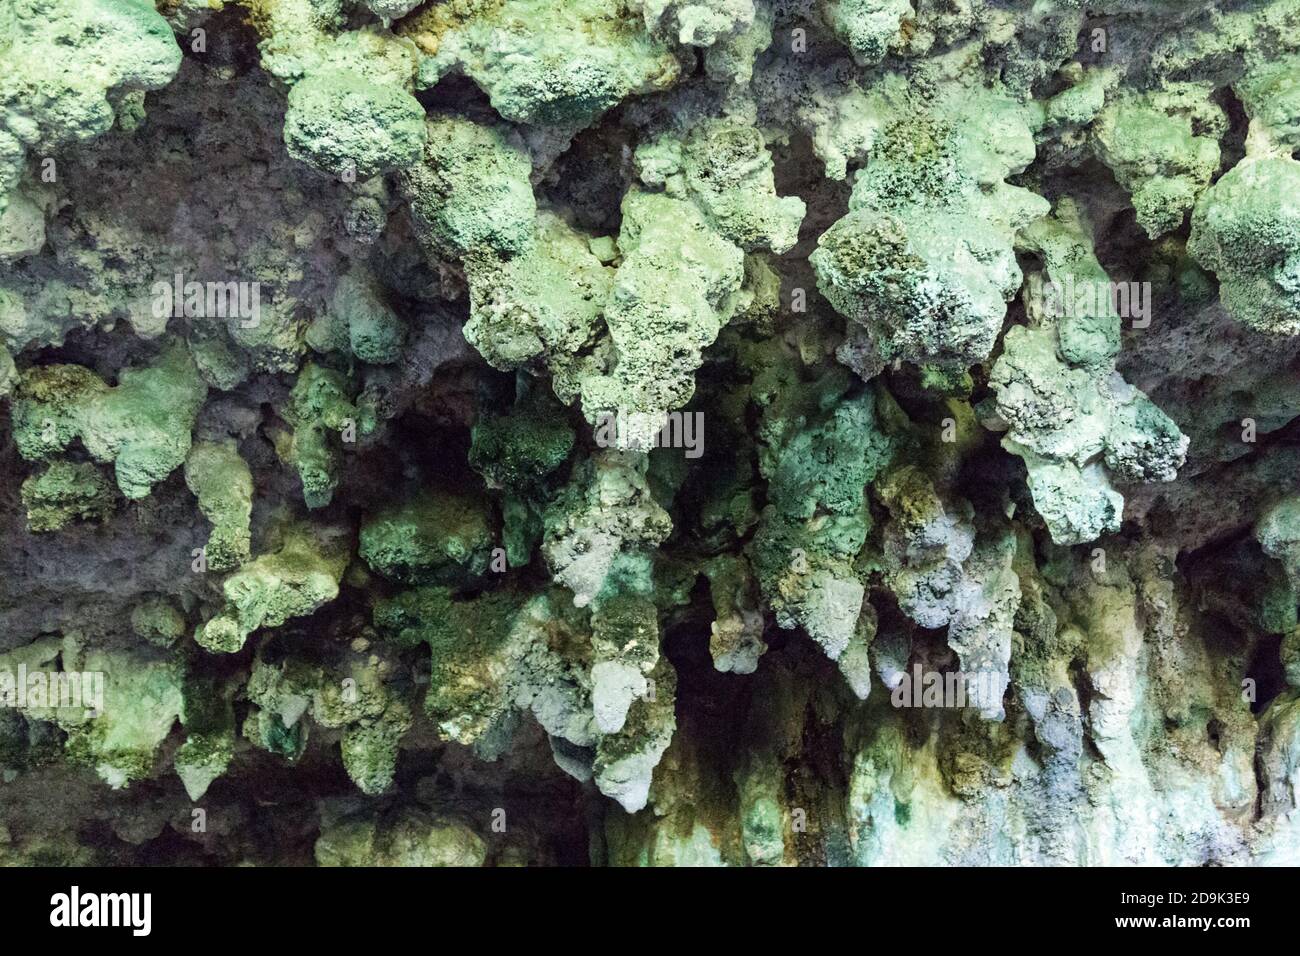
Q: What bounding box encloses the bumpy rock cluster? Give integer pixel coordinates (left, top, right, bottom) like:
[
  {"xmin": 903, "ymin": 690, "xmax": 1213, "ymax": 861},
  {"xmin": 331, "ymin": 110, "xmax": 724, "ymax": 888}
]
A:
[{"xmin": 0, "ymin": 0, "xmax": 1299, "ymax": 866}]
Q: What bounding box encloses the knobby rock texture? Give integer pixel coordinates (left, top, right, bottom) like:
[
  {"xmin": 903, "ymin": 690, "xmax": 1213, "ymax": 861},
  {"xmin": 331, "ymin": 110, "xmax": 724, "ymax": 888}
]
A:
[{"xmin": 0, "ymin": 0, "xmax": 1299, "ymax": 866}]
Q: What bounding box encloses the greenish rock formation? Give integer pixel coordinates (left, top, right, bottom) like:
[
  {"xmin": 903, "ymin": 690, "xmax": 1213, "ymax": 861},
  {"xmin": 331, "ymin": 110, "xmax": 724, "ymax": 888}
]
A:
[
  {"xmin": 277, "ymin": 362, "xmax": 364, "ymax": 509},
  {"xmin": 316, "ymin": 809, "xmax": 486, "ymax": 867},
  {"xmin": 359, "ymin": 488, "xmax": 495, "ymax": 585},
  {"xmin": 987, "ymin": 203, "xmax": 1188, "ymax": 545},
  {"xmin": 576, "ymin": 189, "xmax": 744, "ymax": 447},
  {"xmin": 822, "ymin": 0, "xmax": 912, "ymax": 65},
  {"xmin": 174, "ymin": 674, "xmax": 236, "ymax": 800},
  {"xmin": 20, "ymin": 460, "xmax": 116, "ymax": 532},
  {"xmin": 404, "ymin": 0, "xmax": 681, "ymax": 127},
  {"xmin": 634, "ymin": 117, "xmax": 806, "ymax": 254},
  {"xmin": 469, "ymin": 391, "xmax": 576, "ymax": 493},
  {"xmin": 0, "ymin": 183, "xmax": 46, "ymax": 262},
  {"xmin": 11, "ymin": 344, "xmax": 207, "ymax": 500},
  {"xmin": 631, "ymin": 0, "xmax": 756, "ymax": 48},
  {"xmin": 284, "ymin": 71, "xmax": 425, "ymax": 179},
  {"xmin": 130, "ymin": 598, "xmax": 188, "ymax": 649},
  {"xmin": 236, "ymin": 0, "xmax": 426, "ymax": 181},
  {"xmin": 62, "ymin": 647, "xmax": 184, "ymax": 789},
  {"xmin": 401, "ymin": 112, "xmax": 537, "ymax": 261},
  {"xmin": 543, "ymin": 451, "xmax": 671, "ymax": 609},
  {"xmin": 329, "ymin": 268, "xmax": 407, "ymax": 365},
  {"xmin": 184, "ymin": 440, "xmax": 253, "ymax": 571},
  {"xmin": 0, "ymin": 0, "xmax": 181, "ymax": 214},
  {"xmin": 1259, "ymin": 495, "xmax": 1300, "ymax": 559},
  {"xmin": 1189, "ymin": 156, "xmax": 1300, "ymax": 336},
  {"xmin": 1092, "ymin": 84, "xmax": 1225, "ymax": 239},
  {"xmin": 462, "ymin": 212, "xmax": 610, "ymax": 374},
  {"xmin": 4, "ymin": 0, "xmax": 1300, "ymax": 871},
  {"xmin": 0, "ymin": 637, "xmax": 185, "ymax": 790},
  {"xmin": 1184, "ymin": 26, "xmax": 1300, "ymax": 335},
  {"xmin": 748, "ymin": 377, "xmax": 891, "ymax": 660},
  {"xmin": 812, "ymin": 64, "xmax": 1049, "ymax": 375},
  {"xmin": 239, "ymin": 632, "xmax": 413, "ymax": 794},
  {"xmin": 195, "ymin": 521, "xmax": 351, "ymax": 653}
]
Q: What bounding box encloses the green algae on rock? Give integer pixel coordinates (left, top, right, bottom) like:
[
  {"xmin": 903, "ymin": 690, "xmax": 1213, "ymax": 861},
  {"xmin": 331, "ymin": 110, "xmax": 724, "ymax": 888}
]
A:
[
  {"xmin": 20, "ymin": 460, "xmax": 117, "ymax": 532},
  {"xmin": 184, "ymin": 439, "xmax": 253, "ymax": 571},
  {"xmin": 195, "ymin": 521, "xmax": 351, "ymax": 653},
  {"xmin": 12, "ymin": 344, "xmax": 207, "ymax": 500},
  {"xmin": 2, "ymin": 0, "xmax": 1300, "ymax": 870}
]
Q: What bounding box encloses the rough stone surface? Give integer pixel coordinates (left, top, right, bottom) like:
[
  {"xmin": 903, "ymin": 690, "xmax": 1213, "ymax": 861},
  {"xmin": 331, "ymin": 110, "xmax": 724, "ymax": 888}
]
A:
[{"xmin": 0, "ymin": 0, "xmax": 1298, "ymax": 869}]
